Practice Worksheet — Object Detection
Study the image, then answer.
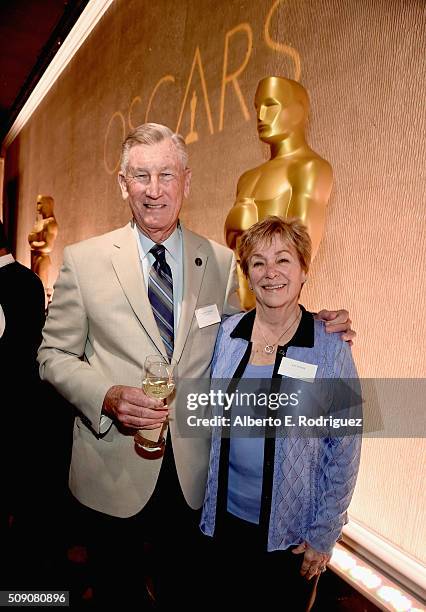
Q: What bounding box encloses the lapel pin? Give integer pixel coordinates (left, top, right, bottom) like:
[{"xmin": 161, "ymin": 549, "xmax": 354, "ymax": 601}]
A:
[{"xmin": 195, "ymin": 257, "xmax": 202, "ymax": 266}]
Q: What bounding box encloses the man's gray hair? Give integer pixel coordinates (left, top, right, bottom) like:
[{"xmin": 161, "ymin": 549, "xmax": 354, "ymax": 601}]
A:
[{"xmin": 120, "ymin": 123, "xmax": 188, "ymax": 173}]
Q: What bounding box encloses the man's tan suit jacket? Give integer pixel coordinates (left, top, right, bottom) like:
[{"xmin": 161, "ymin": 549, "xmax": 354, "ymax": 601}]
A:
[{"xmin": 38, "ymin": 222, "xmax": 238, "ymax": 517}]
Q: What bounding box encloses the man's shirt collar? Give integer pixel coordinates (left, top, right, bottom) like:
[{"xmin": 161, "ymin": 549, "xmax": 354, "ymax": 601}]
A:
[
  {"xmin": 0, "ymin": 253, "xmax": 15, "ymax": 269},
  {"xmin": 133, "ymin": 221, "xmax": 182, "ymax": 263}
]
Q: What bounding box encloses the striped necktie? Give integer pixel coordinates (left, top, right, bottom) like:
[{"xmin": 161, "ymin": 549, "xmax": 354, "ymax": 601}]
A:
[{"xmin": 148, "ymin": 244, "xmax": 174, "ymax": 360}]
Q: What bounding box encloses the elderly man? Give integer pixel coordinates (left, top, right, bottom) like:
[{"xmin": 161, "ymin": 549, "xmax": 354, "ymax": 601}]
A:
[{"xmin": 38, "ymin": 123, "xmax": 352, "ymax": 608}]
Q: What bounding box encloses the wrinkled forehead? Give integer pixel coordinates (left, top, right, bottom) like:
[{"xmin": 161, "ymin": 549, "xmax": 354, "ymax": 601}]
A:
[
  {"xmin": 127, "ymin": 140, "xmax": 182, "ymax": 170},
  {"xmin": 255, "ymin": 77, "xmax": 294, "ymax": 106}
]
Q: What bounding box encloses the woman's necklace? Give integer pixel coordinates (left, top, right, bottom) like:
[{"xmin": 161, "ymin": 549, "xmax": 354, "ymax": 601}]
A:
[{"xmin": 255, "ymin": 309, "xmax": 302, "ymax": 354}]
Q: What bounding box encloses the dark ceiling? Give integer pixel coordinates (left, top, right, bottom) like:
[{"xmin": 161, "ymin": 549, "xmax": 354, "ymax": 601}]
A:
[{"xmin": 0, "ymin": 0, "xmax": 90, "ymax": 142}]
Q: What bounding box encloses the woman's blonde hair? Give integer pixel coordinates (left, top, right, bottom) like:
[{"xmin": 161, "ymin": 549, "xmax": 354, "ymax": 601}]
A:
[{"xmin": 238, "ymin": 216, "xmax": 312, "ymax": 277}]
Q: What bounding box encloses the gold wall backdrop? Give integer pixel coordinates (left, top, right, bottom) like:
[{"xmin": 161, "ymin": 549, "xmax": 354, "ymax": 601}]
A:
[{"xmin": 4, "ymin": 0, "xmax": 426, "ymax": 563}]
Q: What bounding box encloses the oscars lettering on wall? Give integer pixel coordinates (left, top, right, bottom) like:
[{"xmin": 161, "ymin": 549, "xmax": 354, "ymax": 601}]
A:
[{"xmin": 103, "ymin": 0, "xmax": 301, "ymax": 174}]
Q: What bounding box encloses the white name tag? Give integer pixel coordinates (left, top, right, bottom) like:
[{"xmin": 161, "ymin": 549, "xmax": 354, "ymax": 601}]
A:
[
  {"xmin": 278, "ymin": 357, "xmax": 318, "ymax": 382},
  {"xmin": 195, "ymin": 304, "xmax": 221, "ymax": 328}
]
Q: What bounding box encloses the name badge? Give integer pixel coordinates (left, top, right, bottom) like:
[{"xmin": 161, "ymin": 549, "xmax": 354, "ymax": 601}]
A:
[
  {"xmin": 278, "ymin": 357, "xmax": 318, "ymax": 382},
  {"xmin": 195, "ymin": 304, "xmax": 221, "ymax": 328}
]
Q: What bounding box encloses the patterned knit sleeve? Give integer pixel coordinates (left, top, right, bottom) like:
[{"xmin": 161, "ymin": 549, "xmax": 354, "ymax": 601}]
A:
[{"xmin": 306, "ymin": 339, "xmax": 362, "ymax": 554}]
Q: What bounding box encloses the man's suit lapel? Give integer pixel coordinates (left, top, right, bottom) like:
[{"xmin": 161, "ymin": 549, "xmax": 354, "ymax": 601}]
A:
[
  {"xmin": 110, "ymin": 223, "xmax": 167, "ymax": 358},
  {"xmin": 173, "ymin": 226, "xmax": 208, "ymax": 363}
]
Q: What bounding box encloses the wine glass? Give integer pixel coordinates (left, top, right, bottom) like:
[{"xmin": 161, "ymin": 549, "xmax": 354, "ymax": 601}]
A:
[{"xmin": 134, "ymin": 355, "xmax": 177, "ymax": 453}]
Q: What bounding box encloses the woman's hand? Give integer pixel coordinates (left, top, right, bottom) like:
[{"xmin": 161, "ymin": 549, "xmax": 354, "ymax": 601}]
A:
[{"xmin": 292, "ymin": 542, "xmax": 331, "ymax": 580}]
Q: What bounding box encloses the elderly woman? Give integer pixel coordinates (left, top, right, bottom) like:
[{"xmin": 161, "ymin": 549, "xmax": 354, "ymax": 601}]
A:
[{"xmin": 200, "ymin": 216, "xmax": 361, "ymax": 610}]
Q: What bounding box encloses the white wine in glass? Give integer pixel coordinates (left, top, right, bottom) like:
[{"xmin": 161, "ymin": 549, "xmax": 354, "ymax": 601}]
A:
[
  {"xmin": 134, "ymin": 355, "xmax": 177, "ymax": 453},
  {"xmin": 142, "ymin": 377, "xmax": 175, "ymax": 400}
]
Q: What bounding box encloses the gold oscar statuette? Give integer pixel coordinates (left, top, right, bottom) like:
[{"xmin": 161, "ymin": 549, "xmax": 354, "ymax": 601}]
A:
[
  {"xmin": 225, "ymin": 76, "xmax": 333, "ymax": 309},
  {"xmin": 28, "ymin": 194, "xmax": 58, "ymax": 304}
]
